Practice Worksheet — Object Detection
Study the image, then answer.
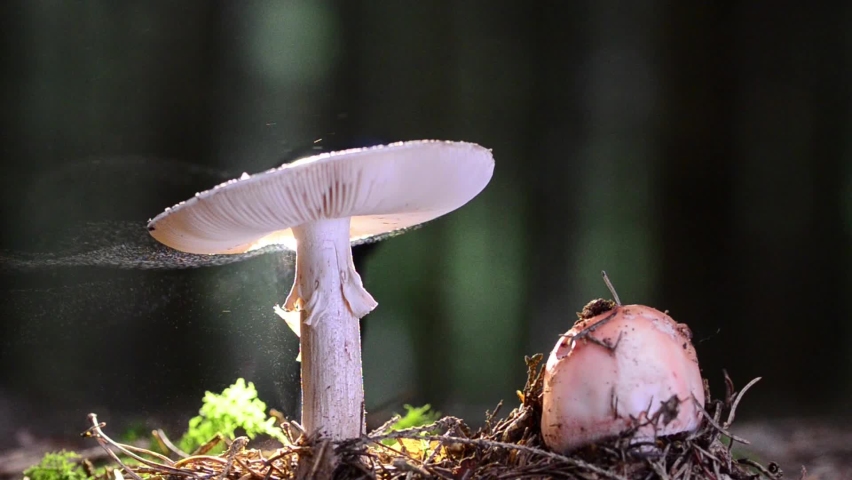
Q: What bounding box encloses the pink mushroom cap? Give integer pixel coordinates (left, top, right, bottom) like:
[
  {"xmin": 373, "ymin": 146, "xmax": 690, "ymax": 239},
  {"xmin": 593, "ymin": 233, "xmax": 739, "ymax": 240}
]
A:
[{"xmin": 541, "ymin": 301, "xmax": 705, "ymax": 453}]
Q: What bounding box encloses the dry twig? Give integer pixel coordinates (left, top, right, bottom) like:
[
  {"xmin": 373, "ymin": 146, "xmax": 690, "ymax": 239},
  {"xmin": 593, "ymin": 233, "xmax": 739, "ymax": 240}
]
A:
[{"xmin": 81, "ymin": 357, "xmax": 780, "ymax": 480}]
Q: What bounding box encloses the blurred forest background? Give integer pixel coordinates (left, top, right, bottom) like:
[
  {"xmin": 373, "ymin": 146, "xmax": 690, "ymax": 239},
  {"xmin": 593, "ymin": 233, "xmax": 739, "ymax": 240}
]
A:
[{"xmin": 0, "ymin": 0, "xmax": 850, "ymax": 467}]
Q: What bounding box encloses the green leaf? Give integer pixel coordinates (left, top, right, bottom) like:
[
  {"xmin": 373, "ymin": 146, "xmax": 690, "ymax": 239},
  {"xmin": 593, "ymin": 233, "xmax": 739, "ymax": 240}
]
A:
[{"xmin": 178, "ymin": 378, "xmax": 286, "ymax": 454}]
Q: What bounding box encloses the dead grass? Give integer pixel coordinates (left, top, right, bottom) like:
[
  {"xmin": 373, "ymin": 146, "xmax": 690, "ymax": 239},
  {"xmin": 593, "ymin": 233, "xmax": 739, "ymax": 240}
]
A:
[{"xmin": 76, "ymin": 353, "xmax": 797, "ymax": 480}]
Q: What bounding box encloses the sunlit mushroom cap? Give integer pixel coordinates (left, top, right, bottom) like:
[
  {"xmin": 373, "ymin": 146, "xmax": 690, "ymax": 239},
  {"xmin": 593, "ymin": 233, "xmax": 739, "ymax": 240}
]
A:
[{"xmin": 147, "ymin": 140, "xmax": 494, "ymax": 254}]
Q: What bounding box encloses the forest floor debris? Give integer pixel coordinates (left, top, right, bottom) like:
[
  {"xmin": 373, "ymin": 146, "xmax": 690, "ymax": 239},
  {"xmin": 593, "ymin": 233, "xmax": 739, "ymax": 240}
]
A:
[{"xmin": 72, "ymin": 354, "xmax": 793, "ymax": 480}]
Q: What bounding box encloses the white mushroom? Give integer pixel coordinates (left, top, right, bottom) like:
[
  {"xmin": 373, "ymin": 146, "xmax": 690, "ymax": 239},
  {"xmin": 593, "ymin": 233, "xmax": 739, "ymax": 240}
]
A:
[
  {"xmin": 147, "ymin": 140, "xmax": 494, "ymax": 440},
  {"xmin": 541, "ymin": 299, "xmax": 705, "ymax": 452}
]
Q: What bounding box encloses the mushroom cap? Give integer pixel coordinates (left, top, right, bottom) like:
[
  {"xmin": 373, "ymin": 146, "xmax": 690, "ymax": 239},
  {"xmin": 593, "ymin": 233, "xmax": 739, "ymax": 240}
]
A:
[
  {"xmin": 541, "ymin": 304, "xmax": 705, "ymax": 453},
  {"xmin": 147, "ymin": 140, "xmax": 494, "ymax": 254}
]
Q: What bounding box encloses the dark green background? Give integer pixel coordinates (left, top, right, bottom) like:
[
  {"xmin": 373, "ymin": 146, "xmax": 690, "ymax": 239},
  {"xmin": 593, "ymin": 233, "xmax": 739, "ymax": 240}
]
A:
[{"xmin": 0, "ymin": 2, "xmax": 849, "ymax": 448}]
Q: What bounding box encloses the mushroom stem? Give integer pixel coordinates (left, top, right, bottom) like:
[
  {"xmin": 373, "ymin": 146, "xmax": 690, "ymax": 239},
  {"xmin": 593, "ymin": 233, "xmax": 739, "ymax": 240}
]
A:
[{"xmin": 285, "ymin": 217, "xmax": 377, "ymax": 439}]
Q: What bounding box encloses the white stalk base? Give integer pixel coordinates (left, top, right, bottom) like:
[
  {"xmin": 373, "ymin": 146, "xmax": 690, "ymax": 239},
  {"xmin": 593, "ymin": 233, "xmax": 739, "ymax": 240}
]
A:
[{"xmin": 284, "ymin": 217, "xmax": 377, "ymax": 440}]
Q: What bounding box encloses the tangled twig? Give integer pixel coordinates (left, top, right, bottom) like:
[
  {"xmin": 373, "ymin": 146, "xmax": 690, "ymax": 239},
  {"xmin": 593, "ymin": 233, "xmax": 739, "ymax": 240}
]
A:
[{"xmin": 80, "ymin": 357, "xmax": 781, "ymax": 480}]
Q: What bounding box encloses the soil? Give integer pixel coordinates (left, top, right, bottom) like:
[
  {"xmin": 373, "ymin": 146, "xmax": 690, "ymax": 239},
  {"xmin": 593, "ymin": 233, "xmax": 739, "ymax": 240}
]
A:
[
  {"xmin": 733, "ymin": 419, "xmax": 852, "ymax": 479},
  {"xmin": 5, "ymin": 355, "xmax": 846, "ymax": 479},
  {"xmin": 3, "ymin": 417, "xmax": 850, "ymax": 479}
]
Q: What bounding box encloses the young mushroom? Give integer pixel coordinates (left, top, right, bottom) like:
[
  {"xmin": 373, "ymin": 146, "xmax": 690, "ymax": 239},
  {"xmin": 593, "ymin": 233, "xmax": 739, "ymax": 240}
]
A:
[
  {"xmin": 146, "ymin": 140, "xmax": 494, "ymax": 440},
  {"xmin": 541, "ymin": 275, "xmax": 705, "ymax": 453}
]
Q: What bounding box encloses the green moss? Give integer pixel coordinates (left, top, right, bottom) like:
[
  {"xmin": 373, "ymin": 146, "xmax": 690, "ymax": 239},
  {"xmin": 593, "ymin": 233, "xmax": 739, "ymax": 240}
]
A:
[
  {"xmin": 177, "ymin": 378, "xmax": 286, "ymax": 454},
  {"xmin": 23, "ymin": 451, "xmax": 89, "ymax": 480},
  {"xmin": 391, "ymin": 404, "xmax": 440, "ymax": 430},
  {"xmin": 381, "ymin": 404, "xmax": 440, "ymax": 446},
  {"xmin": 24, "ymin": 378, "xmax": 288, "ymax": 477}
]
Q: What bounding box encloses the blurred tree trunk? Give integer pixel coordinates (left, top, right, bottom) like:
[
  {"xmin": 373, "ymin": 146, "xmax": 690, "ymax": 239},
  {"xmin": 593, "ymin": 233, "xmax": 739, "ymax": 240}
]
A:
[
  {"xmin": 439, "ymin": 2, "xmax": 530, "ymax": 417},
  {"xmin": 729, "ymin": 3, "xmax": 848, "ymax": 414},
  {"xmin": 521, "ymin": 2, "xmax": 590, "ymax": 358},
  {"xmin": 348, "ymin": 1, "xmax": 531, "ymax": 419},
  {"xmin": 809, "ymin": 3, "xmax": 852, "ymax": 412},
  {"xmin": 657, "ymin": 3, "xmax": 849, "ymax": 415},
  {"xmin": 655, "ymin": 3, "xmax": 741, "ymax": 407},
  {"xmin": 211, "ymin": 1, "xmax": 343, "ymax": 417},
  {"xmin": 0, "ymin": 2, "xmax": 223, "ymax": 411},
  {"xmin": 842, "ymin": 5, "xmax": 852, "ymax": 404},
  {"xmin": 524, "ymin": 1, "xmax": 660, "ymax": 356},
  {"xmin": 342, "ymin": 0, "xmax": 457, "ymax": 413}
]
